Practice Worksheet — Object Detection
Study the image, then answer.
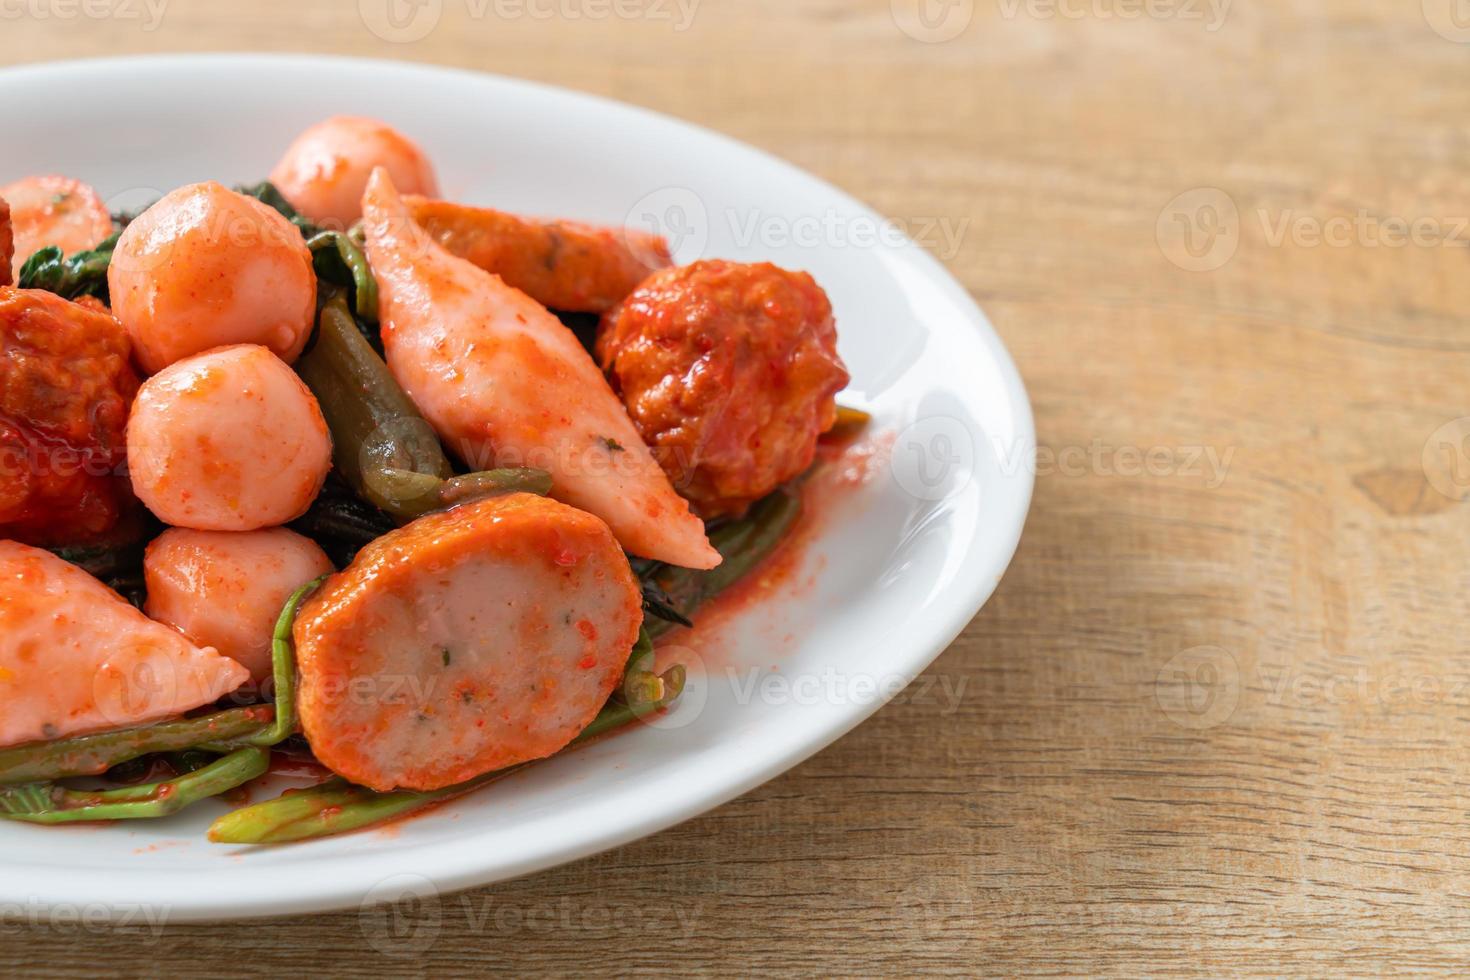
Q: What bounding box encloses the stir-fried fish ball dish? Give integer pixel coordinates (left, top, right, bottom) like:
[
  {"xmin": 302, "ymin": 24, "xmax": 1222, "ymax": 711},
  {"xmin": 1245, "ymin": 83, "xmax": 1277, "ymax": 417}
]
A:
[{"xmin": 0, "ymin": 117, "xmax": 863, "ymax": 842}]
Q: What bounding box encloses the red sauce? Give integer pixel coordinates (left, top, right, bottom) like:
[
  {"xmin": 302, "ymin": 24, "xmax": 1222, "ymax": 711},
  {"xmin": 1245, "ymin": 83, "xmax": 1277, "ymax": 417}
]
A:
[
  {"xmin": 653, "ymin": 429, "xmax": 885, "ymax": 672},
  {"xmin": 265, "ymin": 752, "xmax": 333, "ymax": 781},
  {"xmin": 245, "ymin": 429, "xmax": 882, "ymax": 843}
]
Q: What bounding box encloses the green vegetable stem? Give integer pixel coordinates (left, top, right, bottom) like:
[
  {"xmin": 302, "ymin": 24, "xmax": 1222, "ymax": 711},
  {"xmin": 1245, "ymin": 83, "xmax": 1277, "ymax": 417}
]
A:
[
  {"xmin": 297, "ymin": 294, "xmax": 552, "ymax": 520},
  {"xmin": 198, "ymin": 576, "xmax": 325, "ymax": 752},
  {"xmin": 306, "ymin": 230, "xmax": 379, "ymax": 323},
  {"xmin": 0, "ymin": 573, "xmax": 324, "ymax": 821},
  {"xmin": 296, "ymin": 293, "xmax": 455, "ymax": 516},
  {"xmin": 0, "ymin": 748, "xmax": 269, "ymax": 824},
  {"xmin": 0, "ymin": 706, "xmax": 273, "ymax": 786},
  {"xmin": 640, "ymin": 488, "xmax": 802, "ymax": 638},
  {"xmin": 207, "ymin": 662, "xmax": 688, "ymax": 845}
]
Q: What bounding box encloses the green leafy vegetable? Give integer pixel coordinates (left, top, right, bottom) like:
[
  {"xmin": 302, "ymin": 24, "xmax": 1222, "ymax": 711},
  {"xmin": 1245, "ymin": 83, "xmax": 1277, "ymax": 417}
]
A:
[
  {"xmin": 16, "ymin": 232, "xmax": 120, "ymax": 301},
  {"xmin": 235, "ymin": 181, "xmax": 318, "ymax": 236}
]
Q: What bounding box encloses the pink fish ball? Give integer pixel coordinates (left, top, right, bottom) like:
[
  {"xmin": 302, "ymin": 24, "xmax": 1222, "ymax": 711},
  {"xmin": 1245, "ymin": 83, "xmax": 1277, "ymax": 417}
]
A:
[
  {"xmin": 127, "ymin": 344, "xmax": 332, "ymax": 531},
  {"xmin": 144, "ymin": 527, "xmax": 334, "ymax": 684},
  {"xmin": 108, "ymin": 181, "xmax": 316, "ymax": 375},
  {"xmin": 270, "ymin": 115, "xmax": 439, "ymax": 229}
]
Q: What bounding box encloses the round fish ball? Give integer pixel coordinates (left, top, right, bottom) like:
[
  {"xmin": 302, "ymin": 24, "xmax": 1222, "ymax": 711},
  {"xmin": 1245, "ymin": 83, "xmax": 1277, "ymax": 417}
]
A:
[{"xmin": 127, "ymin": 344, "xmax": 331, "ymax": 531}]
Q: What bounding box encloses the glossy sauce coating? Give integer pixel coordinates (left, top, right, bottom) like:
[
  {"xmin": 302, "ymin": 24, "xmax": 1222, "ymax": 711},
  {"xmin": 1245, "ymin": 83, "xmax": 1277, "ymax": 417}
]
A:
[
  {"xmin": 144, "ymin": 527, "xmax": 334, "ymax": 684},
  {"xmin": 270, "ymin": 116, "xmax": 439, "ymax": 229},
  {"xmin": 0, "ymin": 540, "xmax": 248, "ymax": 748},
  {"xmin": 0, "ymin": 195, "xmax": 12, "ymax": 287},
  {"xmin": 108, "ymin": 181, "xmax": 316, "ymax": 375},
  {"xmin": 361, "ymin": 168, "xmax": 719, "ymax": 570},
  {"xmin": 0, "ymin": 175, "xmax": 113, "ymax": 281},
  {"xmin": 599, "ymin": 260, "xmax": 849, "ymax": 517},
  {"xmin": 0, "ymin": 287, "xmax": 140, "ymax": 545},
  {"xmin": 126, "ymin": 344, "xmax": 332, "ymax": 531},
  {"xmin": 405, "ymin": 196, "xmax": 670, "ymax": 313},
  {"xmin": 293, "ymin": 493, "xmax": 643, "ymax": 792}
]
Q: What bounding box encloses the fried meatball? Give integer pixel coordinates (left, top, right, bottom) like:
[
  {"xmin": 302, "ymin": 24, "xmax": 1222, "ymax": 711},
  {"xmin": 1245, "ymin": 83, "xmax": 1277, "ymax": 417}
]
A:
[
  {"xmin": 597, "ymin": 260, "xmax": 849, "ymax": 518},
  {"xmin": 0, "ymin": 196, "xmax": 12, "ymax": 287},
  {"xmin": 0, "ymin": 288, "xmax": 140, "ymax": 545}
]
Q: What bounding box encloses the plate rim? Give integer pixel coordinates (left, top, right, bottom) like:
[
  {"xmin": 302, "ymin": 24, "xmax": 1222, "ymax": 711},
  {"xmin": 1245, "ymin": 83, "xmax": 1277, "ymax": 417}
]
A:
[{"xmin": 0, "ymin": 51, "xmax": 1035, "ymax": 922}]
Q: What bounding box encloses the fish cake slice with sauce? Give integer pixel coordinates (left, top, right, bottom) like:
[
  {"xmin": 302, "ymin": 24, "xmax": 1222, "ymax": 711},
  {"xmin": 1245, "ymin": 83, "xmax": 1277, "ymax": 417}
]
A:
[{"xmin": 293, "ymin": 493, "xmax": 643, "ymax": 792}]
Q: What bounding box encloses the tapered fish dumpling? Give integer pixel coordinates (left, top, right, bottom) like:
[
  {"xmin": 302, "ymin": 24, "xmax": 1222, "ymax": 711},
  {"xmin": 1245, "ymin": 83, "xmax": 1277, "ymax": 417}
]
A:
[
  {"xmin": 0, "ymin": 541, "xmax": 248, "ymax": 749},
  {"xmin": 403, "ymin": 195, "xmax": 671, "ymax": 313},
  {"xmin": 360, "ymin": 168, "xmax": 719, "ymax": 570}
]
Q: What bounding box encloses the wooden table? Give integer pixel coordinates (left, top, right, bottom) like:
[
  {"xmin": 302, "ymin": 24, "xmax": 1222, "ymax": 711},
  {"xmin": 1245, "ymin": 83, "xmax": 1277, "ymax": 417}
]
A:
[{"xmin": 4, "ymin": 1, "xmax": 1469, "ymax": 975}]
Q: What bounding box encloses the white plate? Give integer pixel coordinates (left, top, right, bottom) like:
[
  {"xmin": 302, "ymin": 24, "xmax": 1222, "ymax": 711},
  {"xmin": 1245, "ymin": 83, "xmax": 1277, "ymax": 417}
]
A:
[{"xmin": 0, "ymin": 54, "xmax": 1033, "ymax": 922}]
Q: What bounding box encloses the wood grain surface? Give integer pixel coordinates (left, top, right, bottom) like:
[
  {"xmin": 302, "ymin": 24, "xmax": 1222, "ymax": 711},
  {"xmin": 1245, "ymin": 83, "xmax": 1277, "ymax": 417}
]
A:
[{"xmin": 4, "ymin": 1, "xmax": 1470, "ymax": 975}]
